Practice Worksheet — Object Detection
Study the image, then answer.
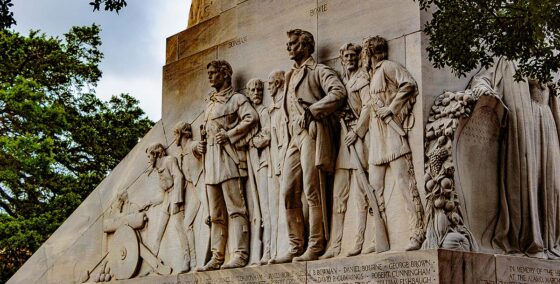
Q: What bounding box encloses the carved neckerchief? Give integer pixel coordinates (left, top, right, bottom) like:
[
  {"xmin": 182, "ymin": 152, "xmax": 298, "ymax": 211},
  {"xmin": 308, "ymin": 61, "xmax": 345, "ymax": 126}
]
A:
[{"xmin": 209, "ymin": 86, "xmax": 234, "ymax": 104}]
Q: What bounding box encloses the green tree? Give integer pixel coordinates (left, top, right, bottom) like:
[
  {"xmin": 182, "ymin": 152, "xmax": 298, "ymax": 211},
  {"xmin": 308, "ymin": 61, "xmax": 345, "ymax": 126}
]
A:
[
  {"xmin": 0, "ymin": 25, "xmax": 153, "ymax": 282},
  {"xmin": 0, "ymin": 0, "xmax": 127, "ymax": 29},
  {"xmin": 419, "ymin": 0, "xmax": 560, "ymax": 85}
]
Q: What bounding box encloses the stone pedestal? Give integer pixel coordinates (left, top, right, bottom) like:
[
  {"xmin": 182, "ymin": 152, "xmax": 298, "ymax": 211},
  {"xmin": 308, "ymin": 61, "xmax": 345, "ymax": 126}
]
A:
[{"xmin": 96, "ymin": 249, "xmax": 560, "ymax": 284}]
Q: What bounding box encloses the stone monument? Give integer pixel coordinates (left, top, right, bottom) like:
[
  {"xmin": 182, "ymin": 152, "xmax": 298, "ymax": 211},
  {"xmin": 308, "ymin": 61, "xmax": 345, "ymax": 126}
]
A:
[{"xmin": 9, "ymin": 1, "xmax": 560, "ymax": 283}]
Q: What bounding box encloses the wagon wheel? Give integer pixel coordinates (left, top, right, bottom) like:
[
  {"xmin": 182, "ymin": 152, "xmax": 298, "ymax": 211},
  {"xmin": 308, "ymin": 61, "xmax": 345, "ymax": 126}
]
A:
[{"xmin": 109, "ymin": 225, "xmax": 140, "ymax": 280}]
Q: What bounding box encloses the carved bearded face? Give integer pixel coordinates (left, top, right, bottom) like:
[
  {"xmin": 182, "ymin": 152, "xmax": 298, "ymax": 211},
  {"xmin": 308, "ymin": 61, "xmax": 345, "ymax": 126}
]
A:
[
  {"xmin": 287, "ymin": 34, "xmax": 306, "ymax": 62},
  {"xmin": 342, "ymin": 49, "xmax": 359, "ymax": 72},
  {"xmin": 248, "ymin": 83, "xmax": 264, "ymax": 105},
  {"xmin": 207, "ymin": 65, "xmax": 225, "ymax": 90}
]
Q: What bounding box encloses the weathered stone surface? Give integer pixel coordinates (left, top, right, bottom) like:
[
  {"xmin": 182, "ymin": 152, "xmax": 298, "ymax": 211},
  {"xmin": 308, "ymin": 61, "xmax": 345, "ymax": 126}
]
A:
[
  {"xmin": 496, "ymin": 254, "xmax": 560, "ymax": 284},
  {"xmin": 438, "ymin": 250, "xmax": 495, "ymax": 283},
  {"xmin": 308, "ymin": 251, "xmax": 438, "ymax": 284},
  {"xmin": 194, "ymin": 263, "xmax": 306, "ymax": 284},
  {"xmin": 13, "ymin": 1, "xmax": 560, "ymax": 283}
]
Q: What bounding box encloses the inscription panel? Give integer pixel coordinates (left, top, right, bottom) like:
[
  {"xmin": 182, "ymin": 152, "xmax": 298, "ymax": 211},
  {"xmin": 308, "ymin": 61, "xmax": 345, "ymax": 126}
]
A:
[
  {"xmin": 496, "ymin": 255, "xmax": 560, "ymax": 284},
  {"xmin": 193, "ymin": 263, "xmax": 306, "ymax": 284},
  {"xmin": 307, "ymin": 251, "xmax": 438, "ymax": 284}
]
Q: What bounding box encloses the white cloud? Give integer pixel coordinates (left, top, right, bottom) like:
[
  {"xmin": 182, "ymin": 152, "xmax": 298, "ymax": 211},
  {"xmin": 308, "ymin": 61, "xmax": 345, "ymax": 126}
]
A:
[{"xmin": 12, "ymin": 0, "xmax": 192, "ymax": 121}]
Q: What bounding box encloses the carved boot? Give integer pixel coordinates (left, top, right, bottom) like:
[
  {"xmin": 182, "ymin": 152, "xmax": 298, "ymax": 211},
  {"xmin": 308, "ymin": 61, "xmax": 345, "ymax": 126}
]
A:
[
  {"xmin": 186, "ymin": 227, "xmax": 197, "ymax": 269},
  {"xmin": 179, "ymin": 251, "xmax": 191, "ymax": 273},
  {"xmin": 259, "ymin": 249, "xmax": 271, "ymax": 266},
  {"xmin": 293, "ymin": 206, "xmax": 324, "ymax": 262},
  {"xmin": 405, "ymin": 237, "xmax": 423, "ymax": 251},
  {"xmin": 195, "ymin": 222, "xmax": 226, "ymax": 272},
  {"xmin": 346, "ymin": 209, "xmax": 367, "ymax": 257},
  {"xmin": 259, "ymin": 224, "xmax": 272, "ymax": 265},
  {"xmin": 319, "ymin": 212, "xmax": 344, "ymax": 259},
  {"xmin": 269, "ymin": 208, "xmax": 304, "ymax": 264},
  {"xmin": 221, "ymin": 216, "xmax": 249, "ymax": 269}
]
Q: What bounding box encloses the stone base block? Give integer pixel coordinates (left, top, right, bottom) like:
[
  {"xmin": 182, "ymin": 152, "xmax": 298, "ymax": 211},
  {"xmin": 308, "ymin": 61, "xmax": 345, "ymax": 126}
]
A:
[{"xmin": 110, "ymin": 249, "xmax": 560, "ymax": 283}]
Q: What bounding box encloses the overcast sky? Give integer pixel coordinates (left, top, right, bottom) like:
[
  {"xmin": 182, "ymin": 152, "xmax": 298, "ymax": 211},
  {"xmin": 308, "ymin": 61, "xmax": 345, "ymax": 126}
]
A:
[{"xmin": 12, "ymin": 1, "xmax": 192, "ymax": 121}]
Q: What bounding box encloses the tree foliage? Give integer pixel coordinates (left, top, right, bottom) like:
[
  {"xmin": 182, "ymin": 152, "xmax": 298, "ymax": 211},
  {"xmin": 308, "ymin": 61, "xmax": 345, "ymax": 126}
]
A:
[
  {"xmin": 89, "ymin": 0, "xmax": 127, "ymax": 13},
  {"xmin": 418, "ymin": 0, "xmax": 560, "ymax": 85},
  {"xmin": 0, "ymin": 0, "xmax": 127, "ymax": 29},
  {"xmin": 0, "ymin": 26, "xmax": 153, "ymax": 282}
]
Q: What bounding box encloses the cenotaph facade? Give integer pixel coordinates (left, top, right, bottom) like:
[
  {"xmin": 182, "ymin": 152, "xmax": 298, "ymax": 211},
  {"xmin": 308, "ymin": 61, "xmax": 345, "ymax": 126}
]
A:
[{"xmin": 9, "ymin": 1, "xmax": 560, "ymax": 283}]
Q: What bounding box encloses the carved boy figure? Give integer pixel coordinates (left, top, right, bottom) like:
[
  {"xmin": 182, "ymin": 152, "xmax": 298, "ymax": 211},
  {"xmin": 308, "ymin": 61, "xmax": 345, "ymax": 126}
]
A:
[
  {"xmin": 269, "ymin": 29, "xmax": 347, "ymax": 264},
  {"xmin": 321, "ymin": 43, "xmax": 373, "ymax": 259},
  {"xmin": 146, "ymin": 143, "xmax": 190, "ymax": 272},
  {"xmin": 245, "ymin": 78, "xmax": 273, "ymax": 265},
  {"xmin": 267, "ymin": 70, "xmax": 288, "ymax": 261},
  {"xmin": 195, "ymin": 60, "xmax": 258, "ymax": 271},
  {"xmin": 362, "ymin": 36, "xmax": 424, "ymax": 250},
  {"xmin": 174, "ymin": 121, "xmax": 207, "ymax": 269}
]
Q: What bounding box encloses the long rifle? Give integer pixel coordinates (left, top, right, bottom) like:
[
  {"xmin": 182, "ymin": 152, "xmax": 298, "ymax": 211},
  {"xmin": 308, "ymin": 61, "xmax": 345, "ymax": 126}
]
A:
[
  {"xmin": 340, "ymin": 119, "xmax": 389, "ymax": 252},
  {"xmin": 200, "ymin": 125, "xmax": 211, "ymax": 227},
  {"xmin": 246, "ymin": 147, "xmax": 263, "ymax": 264}
]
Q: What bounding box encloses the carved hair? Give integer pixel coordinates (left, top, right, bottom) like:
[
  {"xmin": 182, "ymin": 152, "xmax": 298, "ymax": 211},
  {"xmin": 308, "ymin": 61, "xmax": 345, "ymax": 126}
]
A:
[
  {"xmin": 287, "ymin": 29, "xmax": 315, "ymax": 55},
  {"xmin": 269, "ymin": 70, "xmax": 285, "ymax": 85},
  {"xmin": 174, "ymin": 121, "xmax": 193, "ymax": 146},
  {"xmin": 207, "ymin": 60, "xmax": 233, "ymax": 85},
  {"xmin": 339, "ymin": 43, "xmax": 362, "ymax": 61},
  {"xmin": 146, "ymin": 142, "xmax": 166, "ymax": 157},
  {"xmin": 361, "ymin": 36, "xmax": 388, "ymax": 71},
  {"xmin": 246, "ymin": 78, "xmax": 264, "ymax": 90}
]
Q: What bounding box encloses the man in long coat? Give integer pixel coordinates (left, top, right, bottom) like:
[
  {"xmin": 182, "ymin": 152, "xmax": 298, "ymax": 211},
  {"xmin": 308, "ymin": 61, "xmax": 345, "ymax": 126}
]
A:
[{"xmin": 269, "ymin": 29, "xmax": 346, "ymax": 263}]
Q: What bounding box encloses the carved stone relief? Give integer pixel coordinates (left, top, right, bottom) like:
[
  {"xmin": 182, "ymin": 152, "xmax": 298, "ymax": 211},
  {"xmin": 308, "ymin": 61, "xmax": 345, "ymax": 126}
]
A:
[
  {"xmin": 361, "ymin": 36, "xmax": 425, "ymax": 251},
  {"xmin": 321, "ymin": 42, "xmax": 383, "ymax": 260},
  {"xmin": 82, "ymin": 189, "xmax": 173, "ymax": 283},
  {"xmin": 423, "ymin": 57, "xmax": 560, "ymax": 261},
  {"xmin": 469, "ymin": 58, "xmax": 560, "ymax": 259},
  {"xmin": 423, "ymin": 90, "xmax": 479, "ymax": 251},
  {"xmin": 195, "ymin": 60, "xmax": 258, "ymax": 271},
  {"xmin": 78, "ymin": 30, "xmax": 469, "ymax": 282},
  {"xmin": 269, "ymin": 29, "xmax": 347, "ymax": 264},
  {"xmin": 21, "ymin": 2, "xmax": 560, "ymax": 283},
  {"xmin": 454, "ymin": 95, "xmax": 505, "ymax": 252}
]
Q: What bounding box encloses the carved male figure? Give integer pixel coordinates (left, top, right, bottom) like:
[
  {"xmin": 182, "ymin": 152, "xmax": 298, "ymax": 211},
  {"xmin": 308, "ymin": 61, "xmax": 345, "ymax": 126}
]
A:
[
  {"xmin": 146, "ymin": 142, "xmax": 190, "ymax": 272},
  {"xmin": 362, "ymin": 36, "xmax": 424, "ymax": 250},
  {"xmin": 245, "ymin": 78, "xmax": 273, "ymax": 265},
  {"xmin": 269, "ymin": 29, "xmax": 347, "ymax": 263},
  {"xmin": 195, "ymin": 60, "xmax": 258, "ymax": 271},
  {"xmin": 266, "ymin": 70, "xmax": 288, "ymax": 260},
  {"xmin": 174, "ymin": 121, "xmax": 208, "ymax": 269},
  {"xmin": 321, "ymin": 43, "xmax": 373, "ymax": 259}
]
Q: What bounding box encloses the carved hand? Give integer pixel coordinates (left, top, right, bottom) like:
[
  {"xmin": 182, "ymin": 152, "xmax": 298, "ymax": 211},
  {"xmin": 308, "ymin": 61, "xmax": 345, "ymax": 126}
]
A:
[
  {"xmin": 196, "ymin": 140, "xmax": 207, "ymax": 155},
  {"xmin": 472, "ymin": 86, "xmax": 492, "ymax": 98},
  {"xmin": 215, "ymin": 130, "xmax": 229, "ymax": 145},
  {"xmin": 344, "ymin": 129, "xmax": 358, "ymax": 146},
  {"xmin": 377, "ymin": 106, "xmax": 392, "ymax": 119},
  {"xmin": 296, "ymin": 114, "xmax": 307, "ymax": 129}
]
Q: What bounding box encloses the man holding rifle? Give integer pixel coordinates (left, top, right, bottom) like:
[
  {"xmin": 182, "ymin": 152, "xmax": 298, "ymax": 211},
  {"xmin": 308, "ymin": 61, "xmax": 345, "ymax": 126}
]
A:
[
  {"xmin": 362, "ymin": 36, "xmax": 425, "ymax": 251},
  {"xmin": 320, "ymin": 42, "xmax": 380, "ymax": 259}
]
